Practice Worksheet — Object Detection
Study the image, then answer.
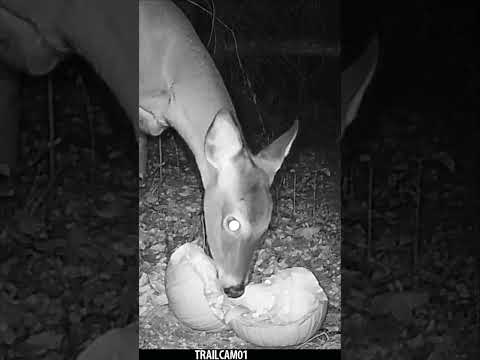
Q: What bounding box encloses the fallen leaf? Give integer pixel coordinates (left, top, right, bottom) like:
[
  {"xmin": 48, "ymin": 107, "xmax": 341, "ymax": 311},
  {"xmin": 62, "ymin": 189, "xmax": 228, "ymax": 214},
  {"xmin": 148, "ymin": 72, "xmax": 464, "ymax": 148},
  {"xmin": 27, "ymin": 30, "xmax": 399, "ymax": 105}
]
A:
[{"xmin": 25, "ymin": 331, "xmax": 63, "ymax": 350}]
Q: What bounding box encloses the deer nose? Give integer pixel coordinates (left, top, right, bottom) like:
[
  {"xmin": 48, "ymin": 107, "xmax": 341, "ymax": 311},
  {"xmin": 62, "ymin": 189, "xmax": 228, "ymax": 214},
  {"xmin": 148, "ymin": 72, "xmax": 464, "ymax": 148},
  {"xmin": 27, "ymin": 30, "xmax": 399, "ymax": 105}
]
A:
[{"xmin": 223, "ymin": 284, "xmax": 245, "ymax": 298}]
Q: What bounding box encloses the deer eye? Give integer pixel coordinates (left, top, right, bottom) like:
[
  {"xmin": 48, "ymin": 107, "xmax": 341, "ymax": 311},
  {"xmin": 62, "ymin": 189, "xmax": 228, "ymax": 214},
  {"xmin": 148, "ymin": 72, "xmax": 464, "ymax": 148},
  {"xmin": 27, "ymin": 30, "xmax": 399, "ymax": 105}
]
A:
[{"xmin": 225, "ymin": 216, "xmax": 241, "ymax": 232}]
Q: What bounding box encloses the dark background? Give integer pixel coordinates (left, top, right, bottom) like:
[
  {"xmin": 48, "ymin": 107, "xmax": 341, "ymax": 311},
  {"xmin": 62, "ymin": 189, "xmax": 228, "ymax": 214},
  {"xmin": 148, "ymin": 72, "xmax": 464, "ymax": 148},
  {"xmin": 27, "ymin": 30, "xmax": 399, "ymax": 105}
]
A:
[{"xmin": 342, "ymin": 1, "xmax": 479, "ymax": 359}]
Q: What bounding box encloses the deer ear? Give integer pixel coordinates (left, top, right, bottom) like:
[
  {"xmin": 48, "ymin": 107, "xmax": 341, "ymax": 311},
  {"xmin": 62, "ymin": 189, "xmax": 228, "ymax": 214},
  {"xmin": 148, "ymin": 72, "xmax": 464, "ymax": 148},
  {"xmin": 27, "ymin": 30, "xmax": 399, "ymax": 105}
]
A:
[
  {"xmin": 204, "ymin": 110, "xmax": 243, "ymax": 169},
  {"xmin": 340, "ymin": 36, "xmax": 378, "ymax": 138},
  {"xmin": 24, "ymin": 38, "xmax": 61, "ymax": 75},
  {"xmin": 254, "ymin": 120, "xmax": 298, "ymax": 185}
]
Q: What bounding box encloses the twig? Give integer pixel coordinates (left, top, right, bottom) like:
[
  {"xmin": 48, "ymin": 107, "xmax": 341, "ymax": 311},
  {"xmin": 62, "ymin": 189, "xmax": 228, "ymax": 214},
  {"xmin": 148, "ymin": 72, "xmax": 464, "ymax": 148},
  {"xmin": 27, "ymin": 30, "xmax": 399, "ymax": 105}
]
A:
[
  {"xmin": 475, "ymin": 261, "xmax": 480, "ymax": 353},
  {"xmin": 274, "ymin": 182, "xmax": 280, "ymax": 221},
  {"xmin": 48, "ymin": 75, "xmax": 55, "ymax": 182},
  {"xmin": 414, "ymin": 159, "xmax": 424, "ymax": 270},
  {"xmin": 173, "ymin": 136, "xmax": 180, "ymax": 177},
  {"xmin": 16, "ymin": 138, "xmax": 62, "ymax": 175},
  {"xmin": 292, "ymin": 169, "xmax": 296, "ymax": 215},
  {"xmin": 367, "ymin": 158, "xmax": 374, "ymax": 259},
  {"xmin": 158, "ymin": 137, "xmax": 163, "ymax": 183},
  {"xmin": 313, "ymin": 169, "xmax": 318, "ymax": 220},
  {"xmin": 76, "ymin": 74, "xmax": 96, "ymax": 184},
  {"xmin": 28, "ymin": 168, "xmax": 61, "ymax": 216}
]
